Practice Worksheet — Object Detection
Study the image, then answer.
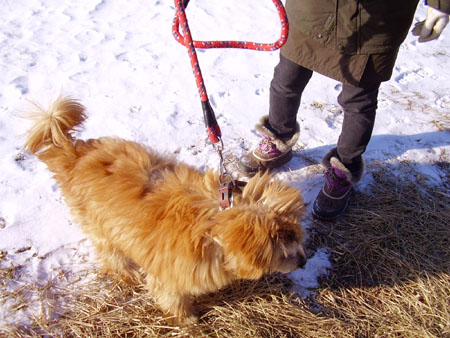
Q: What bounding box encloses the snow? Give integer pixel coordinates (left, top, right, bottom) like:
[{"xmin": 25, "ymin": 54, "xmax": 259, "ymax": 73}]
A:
[
  {"xmin": 289, "ymin": 248, "xmax": 333, "ymax": 296},
  {"xmin": 1, "ymin": 0, "xmax": 449, "ymax": 328}
]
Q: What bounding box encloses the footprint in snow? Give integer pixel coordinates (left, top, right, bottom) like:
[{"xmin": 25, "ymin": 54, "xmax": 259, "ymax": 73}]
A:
[
  {"xmin": 129, "ymin": 105, "xmax": 141, "ymax": 114},
  {"xmin": 11, "ymin": 76, "xmax": 29, "ymax": 95},
  {"xmin": 394, "ymin": 68, "xmax": 433, "ymax": 85},
  {"xmin": 90, "ymin": 0, "xmax": 108, "ymax": 14}
]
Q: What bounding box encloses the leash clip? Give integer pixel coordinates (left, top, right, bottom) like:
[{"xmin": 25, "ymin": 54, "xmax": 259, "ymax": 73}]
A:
[
  {"xmin": 214, "ymin": 137, "xmax": 236, "ymax": 210},
  {"xmin": 219, "ymin": 179, "xmax": 234, "ymax": 210},
  {"xmin": 218, "ymin": 176, "xmax": 248, "ymax": 210}
]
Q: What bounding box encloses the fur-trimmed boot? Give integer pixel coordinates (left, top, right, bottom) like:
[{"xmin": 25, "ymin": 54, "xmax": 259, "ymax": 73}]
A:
[
  {"xmin": 238, "ymin": 115, "xmax": 299, "ymax": 176},
  {"xmin": 312, "ymin": 148, "xmax": 364, "ymax": 220}
]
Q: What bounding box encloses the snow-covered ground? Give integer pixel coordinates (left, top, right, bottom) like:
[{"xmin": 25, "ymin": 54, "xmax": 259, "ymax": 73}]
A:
[{"xmin": 1, "ymin": 0, "xmax": 449, "ymax": 328}]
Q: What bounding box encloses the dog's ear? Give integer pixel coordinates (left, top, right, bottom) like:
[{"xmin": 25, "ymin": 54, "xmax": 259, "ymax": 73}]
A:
[
  {"xmin": 241, "ymin": 172, "xmax": 305, "ymax": 219},
  {"xmin": 260, "ymin": 181, "xmax": 306, "ymax": 219},
  {"xmin": 213, "ymin": 210, "xmax": 275, "ymax": 279},
  {"xmin": 241, "ymin": 171, "xmax": 274, "ymax": 203}
]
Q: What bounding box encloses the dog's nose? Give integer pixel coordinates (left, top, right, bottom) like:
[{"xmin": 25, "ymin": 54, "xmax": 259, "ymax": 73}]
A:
[{"xmin": 297, "ymin": 254, "xmax": 307, "ymax": 269}]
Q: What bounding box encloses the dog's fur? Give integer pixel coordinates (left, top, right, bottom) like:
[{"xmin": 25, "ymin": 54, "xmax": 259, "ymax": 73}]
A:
[{"xmin": 24, "ymin": 97, "xmax": 307, "ymax": 323}]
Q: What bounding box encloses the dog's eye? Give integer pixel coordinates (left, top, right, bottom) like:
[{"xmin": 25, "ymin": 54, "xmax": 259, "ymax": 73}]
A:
[{"xmin": 279, "ymin": 230, "xmax": 297, "ymax": 243}]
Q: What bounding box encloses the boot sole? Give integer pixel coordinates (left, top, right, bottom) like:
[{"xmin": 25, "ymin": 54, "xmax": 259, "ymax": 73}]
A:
[
  {"xmin": 312, "ymin": 189, "xmax": 353, "ymax": 221},
  {"xmin": 238, "ymin": 151, "xmax": 293, "ymax": 176}
]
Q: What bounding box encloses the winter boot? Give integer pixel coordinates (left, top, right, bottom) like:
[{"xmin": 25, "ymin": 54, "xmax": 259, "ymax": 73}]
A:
[
  {"xmin": 238, "ymin": 115, "xmax": 300, "ymax": 176},
  {"xmin": 312, "ymin": 148, "xmax": 364, "ymax": 220}
]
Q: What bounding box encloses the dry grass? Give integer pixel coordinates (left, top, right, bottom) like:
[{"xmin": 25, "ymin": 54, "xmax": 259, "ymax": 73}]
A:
[
  {"xmin": 308, "ymin": 164, "xmax": 450, "ymax": 338},
  {"xmin": 1, "ymin": 164, "xmax": 449, "ymax": 338}
]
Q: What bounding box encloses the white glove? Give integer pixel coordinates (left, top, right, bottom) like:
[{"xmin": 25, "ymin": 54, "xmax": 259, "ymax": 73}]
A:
[{"xmin": 412, "ymin": 7, "xmax": 449, "ymax": 42}]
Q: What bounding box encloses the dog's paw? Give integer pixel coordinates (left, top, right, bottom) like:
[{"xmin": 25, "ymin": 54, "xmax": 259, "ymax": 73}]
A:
[
  {"xmin": 182, "ymin": 313, "xmax": 199, "ymax": 326},
  {"xmin": 163, "ymin": 312, "xmax": 199, "ymax": 327}
]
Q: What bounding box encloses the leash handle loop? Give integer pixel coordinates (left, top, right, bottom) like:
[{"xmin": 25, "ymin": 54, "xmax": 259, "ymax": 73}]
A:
[{"xmin": 173, "ymin": 0, "xmax": 289, "ymax": 51}]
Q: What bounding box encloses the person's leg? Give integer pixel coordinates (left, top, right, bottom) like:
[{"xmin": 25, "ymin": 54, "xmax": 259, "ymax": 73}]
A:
[
  {"xmin": 313, "ymin": 81, "xmax": 380, "ymax": 220},
  {"xmin": 336, "ymin": 82, "xmax": 380, "ymax": 175},
  {"xmin": 268, "ymin": 55, "xmax": 313, "ymax": 138},
  {"xmin": 239, "ymin": 55, "xmax": 313, "ymax": 174}
]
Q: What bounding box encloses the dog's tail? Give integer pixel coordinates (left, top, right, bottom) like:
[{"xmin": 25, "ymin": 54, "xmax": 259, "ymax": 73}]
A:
[{"xmin": 24, "ymin": 96, "xmax": 87, "ymax": 154}]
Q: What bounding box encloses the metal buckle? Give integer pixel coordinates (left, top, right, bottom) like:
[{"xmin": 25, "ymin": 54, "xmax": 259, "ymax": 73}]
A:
[{"xmin": 219, "ymin": 179, "xmax": 234, "ymax": 210}]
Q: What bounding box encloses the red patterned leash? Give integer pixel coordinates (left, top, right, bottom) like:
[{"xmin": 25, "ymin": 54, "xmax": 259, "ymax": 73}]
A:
[{"xmin": 172, "ymin": 0, "xmax": 289, "ymax": 209}]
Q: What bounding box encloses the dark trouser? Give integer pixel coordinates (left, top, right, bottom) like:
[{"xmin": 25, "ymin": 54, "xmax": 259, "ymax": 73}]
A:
[{"xmin": 269, "ymin": 55, "xmax": 380, "ymax": 173}]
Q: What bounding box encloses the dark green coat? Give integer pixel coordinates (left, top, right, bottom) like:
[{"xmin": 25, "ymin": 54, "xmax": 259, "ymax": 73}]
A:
[{"xmin": 281, "ymin": 0, "xmax": 450, "ymax": 86}]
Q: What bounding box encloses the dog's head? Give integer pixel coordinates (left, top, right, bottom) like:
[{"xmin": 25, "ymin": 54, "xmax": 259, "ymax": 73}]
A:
[{"xmin": 211, "ymin": 172, "xmax": 306, "ymax": 279}]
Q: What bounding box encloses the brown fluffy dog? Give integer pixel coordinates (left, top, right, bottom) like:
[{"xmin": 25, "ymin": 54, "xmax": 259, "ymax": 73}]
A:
[{"xmin": 24, "ymin": 97, "xmax": 307, "ymax": 323}]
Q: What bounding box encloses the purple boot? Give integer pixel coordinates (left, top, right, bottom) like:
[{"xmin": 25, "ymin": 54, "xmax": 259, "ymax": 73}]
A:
[
  {"xmin": 312, "ymin": 149, "xmax": 364, "ymax": 220},
  {"xmin": 238, "ymin": 115, "xmax": 299, "ymax": 176}
]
